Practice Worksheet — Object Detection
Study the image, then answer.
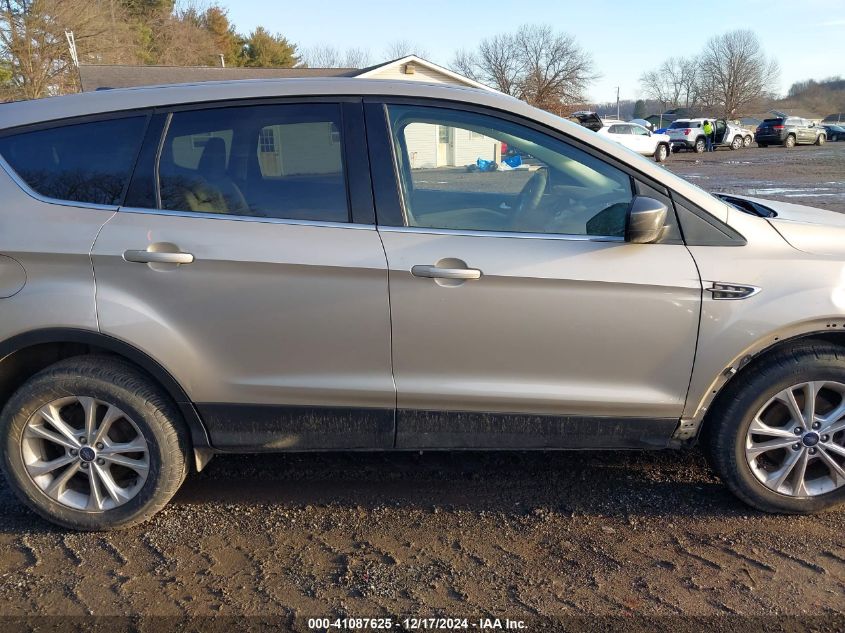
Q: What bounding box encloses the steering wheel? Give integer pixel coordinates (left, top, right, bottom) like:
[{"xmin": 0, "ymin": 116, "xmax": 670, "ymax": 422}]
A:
[{"xmin": 511, "ymin": 169, "xmax": 548, "ymax": 231}]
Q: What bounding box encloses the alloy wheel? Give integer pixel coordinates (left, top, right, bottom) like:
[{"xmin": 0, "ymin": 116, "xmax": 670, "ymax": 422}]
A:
[
  {"xmin": 745, "ymin": 381, "xmax": 845, "ymax": 497},
  {"xmin": 21, "ymin": 396, "xmax": 149, "ymax": 511}
]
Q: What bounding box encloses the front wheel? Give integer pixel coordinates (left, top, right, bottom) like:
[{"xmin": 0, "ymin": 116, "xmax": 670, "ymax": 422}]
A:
[
  {"xmin": 704, "ymin": 343, "xmax": 845, "ymax": 514},
  {"xmin": 784, "ymin": 135, "xmax": 796, "ymax": 148},
  {"xmin": 816, "ymin": 134, "xmax": 826, "ymax": 146},
  {"xmin": 0, "ymin": 356, "xmax": 190, "ymax": 530},
  {"xmin": 654, "ymin": 144, "xmax": 669, "ymax": 163},
  {"xmin": 730, "ymin": 135, "xmax": 743, "ymax": 150},
  {"xmin": 743, "ymin": 135, "xmax": 753, "ymax": 147}
]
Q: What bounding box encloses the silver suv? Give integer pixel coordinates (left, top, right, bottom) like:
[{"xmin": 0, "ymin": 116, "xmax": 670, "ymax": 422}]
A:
[
  {"xmin": 667, "ymin": 118, "xmax": 754, "ymax": 152},
  {"xmin": 2, "ymin": 79, "xmax": 845, "ymax": 530}
]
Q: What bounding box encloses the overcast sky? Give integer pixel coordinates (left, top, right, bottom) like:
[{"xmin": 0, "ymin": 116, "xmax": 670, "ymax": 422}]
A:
[{"xmin": 224, "ymin": 0, "xmax": 845, "ymax": 103}]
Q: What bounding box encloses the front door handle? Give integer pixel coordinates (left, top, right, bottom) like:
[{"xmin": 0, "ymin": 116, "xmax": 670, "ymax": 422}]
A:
[
  {"xmin": 123, "ymin": 249, "xmax": 194, "ymax": 265},
  {"xmin": 411, "ymin": 265, "xmax": 482, "ymax": 280}
]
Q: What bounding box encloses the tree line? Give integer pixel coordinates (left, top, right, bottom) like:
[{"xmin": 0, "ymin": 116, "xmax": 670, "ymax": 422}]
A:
[
  {"xmin": 0, "ymin": 3, "xmax": 800, "ymax": 121},
  {"xmin": 0, "ymin": 0, "xmax": 300, "ymax": 99}
]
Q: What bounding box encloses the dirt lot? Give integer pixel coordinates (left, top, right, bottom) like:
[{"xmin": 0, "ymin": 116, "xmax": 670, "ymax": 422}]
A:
[{"xmin": 1, "ymin": 143, "xmax": 845, "ymax": 631}]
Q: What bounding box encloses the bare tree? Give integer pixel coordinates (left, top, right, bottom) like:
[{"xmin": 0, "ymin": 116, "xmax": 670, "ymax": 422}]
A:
[
  {"xmin": 640, "ymin": 56, "xmax": 701, "ymax": 111},
  {"xmin": 383, "ymin": 39, "xmax": 428, "ymax": 60},
  {"xmin": 0, "ymin": 0, "xmax": 134, "ymax": 99},
  {"xmin": 698, "ymin": 30, "xmax": 779, "ymax": 118},
  {"xmin": 451, "ymin": 24, "xmax": 595, "ymax": 112},
  {"xmin": 300, "ymin": 44, "xmax": 371, "ymax": 68}
]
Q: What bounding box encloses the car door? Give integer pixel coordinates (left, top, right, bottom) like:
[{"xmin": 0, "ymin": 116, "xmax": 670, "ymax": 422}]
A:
[
  {"xmin": 607, "ymin": 124, "xmax": 636, "ymax": 152},
  {"xmin": 629, "ymin": 124, "xmax": 654, "ymax": 154},
  {"xmin": 366, "ymin": 101, "xmax": 702, "ymax": 449},
  {"xmin": 92, "ymin": 100, "xmax": 395, "ymax": 450}
]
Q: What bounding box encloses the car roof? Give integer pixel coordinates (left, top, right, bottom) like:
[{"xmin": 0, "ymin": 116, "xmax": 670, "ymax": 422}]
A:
[
  {"xmin": 0, "ymin": 77, "xmax": 725, "ymax": 218},
  {"xmin": 0, "ymin": 78, "xmax": 512, "ymax": 130}
]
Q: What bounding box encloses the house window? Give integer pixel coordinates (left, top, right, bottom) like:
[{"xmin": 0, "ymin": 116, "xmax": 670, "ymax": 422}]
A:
[{"xmin": 258, "ymin": 128, "xmax": 276, "ymax": 153}]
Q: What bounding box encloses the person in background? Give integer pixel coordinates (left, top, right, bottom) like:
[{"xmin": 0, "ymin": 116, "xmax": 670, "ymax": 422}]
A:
[{"xmin": 703, "ymin": 120, "xmax": 714, "ymax": 152}]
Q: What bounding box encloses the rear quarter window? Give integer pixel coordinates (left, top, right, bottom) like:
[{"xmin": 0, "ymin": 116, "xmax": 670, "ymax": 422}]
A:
[{"xmin": 0, "ymin": 116, "xmax": 147, "ymax": 205}]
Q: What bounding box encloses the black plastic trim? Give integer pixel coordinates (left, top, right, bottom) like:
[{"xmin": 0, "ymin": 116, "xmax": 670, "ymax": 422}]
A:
[
  {"xmin": 196, "ymin": 404, "xmax": 395, "ymax": 451},
  {"xmin": 396, "ymin": 410, "xmax": 677, "ymax": 449},
  {"xmin": 0, "ymin": 328, "xmax": 211, "ymax": 448},
  {"xmin": 195, "ymin": 403, "xmax": 676, "ymax": 452},
  {"xmin": 673, "ymin": 194, "xmax": 747, "ymax": 247},
  {"xmin": 341, "ymin": 101, "xmax": 376, "ymax": 225},
  {"xmin": 363, "ymin": 102, "xmax": 405, "ymax": 227}
]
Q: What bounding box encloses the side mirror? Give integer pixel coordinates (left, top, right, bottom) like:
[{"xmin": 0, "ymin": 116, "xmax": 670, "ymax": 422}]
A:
[{"xmin": 625, "ymin": 196, "xmax": 668, "ymax": 244}]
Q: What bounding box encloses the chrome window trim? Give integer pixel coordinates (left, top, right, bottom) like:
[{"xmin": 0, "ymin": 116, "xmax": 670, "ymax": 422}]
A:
[
  {"xmin": 376, "ymin": 224, "xmax": 625, "ymax": 242},
  {"xmin": 117, "ymin": 205, "xmax": 375, "ymax": 230},
  {"xmin": 0, "ymin": 154, "xmax": 119, "ymax": 212}
]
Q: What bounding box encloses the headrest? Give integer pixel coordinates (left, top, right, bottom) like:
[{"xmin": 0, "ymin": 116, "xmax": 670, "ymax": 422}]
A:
[{"xmin": 198, "ymin": 137, "xmax": 227, "ymax": 178}]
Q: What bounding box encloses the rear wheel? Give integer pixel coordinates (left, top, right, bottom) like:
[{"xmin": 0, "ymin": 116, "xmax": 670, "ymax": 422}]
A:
[
  {"xmin": 816, "ymin": 134, "xmax": 826, "ymax": 146},
  {"xmin": 654, "ymin": 143, "xmax": 669, "ymax": 163},
  {"xmin": 784, "ymin": 134, "xmax": 796, "ymax": 148},
  {"xmin": 0, "ymin": 356, "xmax": 190, "ymax": 530},
  {"xmin": 730, "ymin": 135, "xmax": 743, "ymax": 150},
  {"xmin": 694, "ymin": 137, "xmax": 706, "ymax": 153},
  {"xmin": 705, "ymin": 343, "xmax": 845, "ymax": 514}
]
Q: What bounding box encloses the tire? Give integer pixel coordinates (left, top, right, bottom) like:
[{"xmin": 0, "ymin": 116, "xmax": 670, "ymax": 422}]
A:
[
  {"xmin": 654, "ymin": 143, "xmax": 669, "ymax": 163},
  {"xmin": 784, "ymin": 134, "xmax": 796, "ymax": 148},
  {"xmin": 694, "ymin": 137, "xmax": 706, "ymax": 153},
  {"xmin": 743, "ymin": 135, "xmax": 753, "ymax": 147},
  {"xmin": 703, "ymin": 342, "xmax": 845, "ymax": 514},
  {"xmin": 730, "ymin": 135, "xmax": 743, "ymax": 150},
  {"xmin": 816, "ymin": 134, "xmax": 826, "ymax": 146},
  {"xmin": 0, "ymin": 356, "xmax": 190, "ymax": 530},
  {"xmin": 757, "ymin": 142, "xmax": 768, "ymax": 148}
]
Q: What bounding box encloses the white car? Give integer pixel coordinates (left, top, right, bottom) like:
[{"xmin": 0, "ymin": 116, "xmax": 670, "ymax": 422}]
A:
[{"xmin": 597, "ymin": 121, "xmax": 671, "ymax": 163}]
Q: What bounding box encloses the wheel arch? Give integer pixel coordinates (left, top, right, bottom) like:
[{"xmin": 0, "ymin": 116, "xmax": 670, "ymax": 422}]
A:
[
  {"xmin": 683, "ymin": 329, "xmax": 845, "ymax": 444},
  {"xmin": 0, "ymin": 328, "xmax": 212, "ymax": 454}
]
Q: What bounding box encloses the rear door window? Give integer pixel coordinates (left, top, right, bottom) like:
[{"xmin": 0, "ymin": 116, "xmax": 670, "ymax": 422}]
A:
[
  {"xmin": 157, "ymin": 104, "xmax": 349, "ymax": 222},
  {"xmin": 0, "ymin": 116, "xmax": 147, "ymax": 205}
]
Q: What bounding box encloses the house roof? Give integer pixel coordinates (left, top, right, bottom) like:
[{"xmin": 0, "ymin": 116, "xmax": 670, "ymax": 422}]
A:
[
  {"xmin": 78, "ymin": 55, "xmax": 494, "ymax": 93},
  {"xmin": 354, "ymin": 55, "xmax": 495, "ymax": 91},
  {"xmin": 79, "ymin": 64, "xmax": 357, "ymax": 91}
]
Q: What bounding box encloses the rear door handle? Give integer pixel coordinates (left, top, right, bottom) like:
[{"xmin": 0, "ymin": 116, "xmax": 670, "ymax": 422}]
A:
[
  {"xmin": 411, "ymin": 265, "xmax": 482, "ymax": 280},
  {"xmin": 123, "ymin": 250, "xmax": 194, "ymax": 265}
]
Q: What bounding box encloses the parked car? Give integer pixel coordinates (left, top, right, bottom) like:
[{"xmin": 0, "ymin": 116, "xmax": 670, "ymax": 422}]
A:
[
  {"xmin": 667, "ymin": 118, "xmax": 752, "ymax": 152},
  {"xmin": 569, "ymin": 112, "xmax": 670, "ymax": 162},
  {"xmin": 822, "ymin": 124, "xmax": 845, "ymax": 141},
  {"xmin": 597, "ymin": 121, "xmax": 672, "ymax": 162},
  {"xmin": 3, "ymin": 79, "xmax": 845, "ymax": 530},
  {"xmin": 755, "ymin": 117, "xmax": 827, "ymax": 147}
]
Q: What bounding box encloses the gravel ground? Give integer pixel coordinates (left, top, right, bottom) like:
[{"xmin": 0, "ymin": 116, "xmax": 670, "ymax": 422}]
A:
[{"xmin": 1, "ymin": 142, "xmax": 845, "ymax": 631}]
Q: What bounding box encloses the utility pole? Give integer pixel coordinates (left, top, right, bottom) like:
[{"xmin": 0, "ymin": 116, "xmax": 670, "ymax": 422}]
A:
[
  {"xmin": 616, "ymin": 86, "xmax": 620, "ymax": 120},
  {"xmin": 219, "ymin": 54, "xmax": 225, "ymax": 68}
]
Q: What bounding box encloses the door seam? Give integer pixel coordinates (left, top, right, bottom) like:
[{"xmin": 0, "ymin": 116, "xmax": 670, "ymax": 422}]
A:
[
  {"xmin": 375, "ymin": 227, "xmax": 399, "ymax": 448},
  {"xmin": 88, "ymin": 210, "xmax": 118, "ymax": 334}
]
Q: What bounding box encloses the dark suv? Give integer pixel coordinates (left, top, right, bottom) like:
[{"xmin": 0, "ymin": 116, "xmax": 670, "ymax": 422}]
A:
[{"xmin": 755, "ymin": 117, "xmax": 826, "ymax": 148}]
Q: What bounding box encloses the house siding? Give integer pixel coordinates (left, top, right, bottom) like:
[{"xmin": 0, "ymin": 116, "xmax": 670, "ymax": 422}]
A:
[{"xmin": 368, "ymin": 64, "xmax": 469, "ymax": 87}]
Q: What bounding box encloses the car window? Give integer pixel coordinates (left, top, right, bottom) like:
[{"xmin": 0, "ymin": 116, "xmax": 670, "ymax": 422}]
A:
[
  {"xmin": 157, "ymin": 104, "xmax": 349, "ymax": 222},
  {"xmin": 386, "ymin": 105, "xmax": 634, "ymax": 237},
  {"xmin": 608, "ymin": 124, "xmax": 629, "ymax": 134},
  {"xmin": 631, "ymin": 125, "xmax": 649, "ymax": 136},
  {"xmin": 0, "ymin": 116, "xmax": 147, "ymax": 205}
]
